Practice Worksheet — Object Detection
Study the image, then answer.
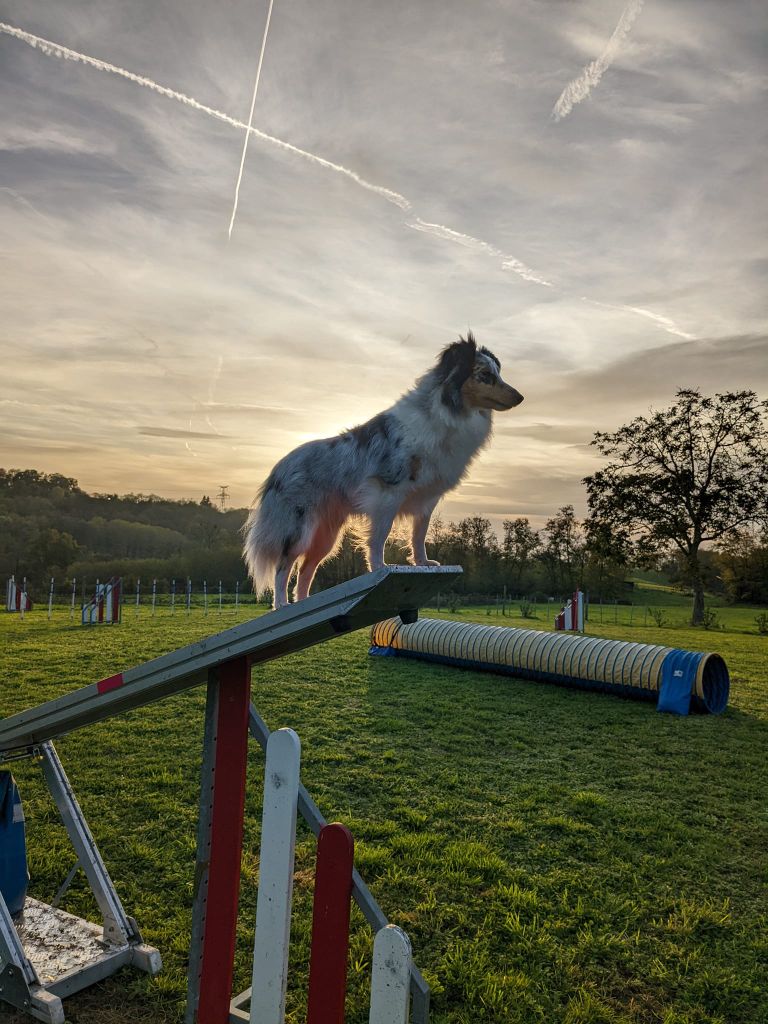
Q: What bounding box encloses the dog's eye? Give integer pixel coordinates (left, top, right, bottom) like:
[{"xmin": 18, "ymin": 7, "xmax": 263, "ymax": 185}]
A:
[{"xmin": 477, "ymin": 371, "xmax": 494, "ymax": 384}]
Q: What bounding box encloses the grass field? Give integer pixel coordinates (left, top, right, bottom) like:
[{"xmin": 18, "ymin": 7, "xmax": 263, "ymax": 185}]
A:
[{"xmin": 0, "ymin": 591, "xmax": 766, "ymax": 1024}]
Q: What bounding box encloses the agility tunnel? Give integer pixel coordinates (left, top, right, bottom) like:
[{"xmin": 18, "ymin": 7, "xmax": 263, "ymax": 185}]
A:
[{"xmin": 370, "ymin": 617, "xmax": 730, "ymax": 715}]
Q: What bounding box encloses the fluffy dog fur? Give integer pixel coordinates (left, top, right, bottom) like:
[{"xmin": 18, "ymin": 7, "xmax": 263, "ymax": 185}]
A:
[{"xmin": 243, "ymin": 333, "xmax": 523, "ymax": 607}]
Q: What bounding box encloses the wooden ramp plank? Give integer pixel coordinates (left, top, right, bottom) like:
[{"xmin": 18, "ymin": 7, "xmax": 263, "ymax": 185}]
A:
[{"xmin": 0, "ymin": 566, "xmax": 460, "ymax": 753}]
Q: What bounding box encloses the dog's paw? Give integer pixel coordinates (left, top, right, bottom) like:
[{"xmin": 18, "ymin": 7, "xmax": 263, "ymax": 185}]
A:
[{"xmin": 410, "ymin": 558, "xmax": 441, "ymax": 567}]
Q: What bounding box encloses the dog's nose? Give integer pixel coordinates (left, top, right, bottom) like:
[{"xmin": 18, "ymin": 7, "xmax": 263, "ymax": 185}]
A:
[{"xmin": 502, "ymin": 385, "xmax": 524, "ymax": 408}]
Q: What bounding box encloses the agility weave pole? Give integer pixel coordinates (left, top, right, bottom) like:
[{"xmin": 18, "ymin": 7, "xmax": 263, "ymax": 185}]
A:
[
  {"xmin": 0, "ymin": 566, "xmax": 459, "ymax": 1023},
  {"xmin": 555, "ymin": 590, "xmax": 584, "ymax": 631},
  {"xmin": 81, "ymin": 576, "xmax": 122, "ymax": 625},
  {"xmin": 370, "ymin": 617, "xmax": 729, "ymax": 715},
  {"xmin": 5, "ymin": 576, "xmax": 31, "ymax": 614}
]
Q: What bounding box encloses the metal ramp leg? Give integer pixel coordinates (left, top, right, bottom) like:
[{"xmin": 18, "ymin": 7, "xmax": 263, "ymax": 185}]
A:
[
  {"xmin": 40, "ymin": 742, "xmax": 134, "ymax": 945},
  {"xmin": 0, "ymin": 746, "xmax": 161, "ymax": 1022}
]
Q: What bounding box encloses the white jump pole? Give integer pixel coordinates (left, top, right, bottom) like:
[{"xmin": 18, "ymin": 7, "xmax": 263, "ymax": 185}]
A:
[
  {"xmin": 152, "ymin": 578, "xmax": 157, "ymax": 617},
  {"xmin": 218, "ymin": 579, "xmax": 222, "ymax": 614},
  {"xmin": 47, "ymin": 577, "xmax": 54, "ymax": 621},
  {"xmin": 70, "ymin": 577, "xmax": 76, "ymax": 620},
  {"xmin": 20, "ymin": 577, "xmax": 27, "ymax": 620},
  {"xmin": 249, "ymin": 728, "xmax": 301, "ymax": 1024},
  {"xmin": 203, "ymin": 580, "xmax": 208, "ymax": 616},
  {"xmin": 186, "ymin": 577, "xmax": 192, "ymax": 615},
  {"xmin": 171, "ymin": 578, "xmax": 176, "ymax": 615},
  {"xmin": 136, "ymin": 578, "xmax": 141, "ymax": 617},
  {"xmin": 369, "ymin": 925, "xmax": 412, "ymax": 1024},
  {"xmin": 235, "ymin": 580, "xmax": 240, "ymax": 610}
]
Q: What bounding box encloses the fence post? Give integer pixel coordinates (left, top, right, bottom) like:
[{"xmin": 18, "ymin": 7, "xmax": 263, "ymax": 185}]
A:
[
  {"xmin": 306, "ymin": 824, "xmax": 354, "ymax": 1024},
  {"xmin": 370, "ymin": 925, "xmax": 412, "ymax": 1024},
  {"xmin": 249, "ymin": 729, "xmax": 301, "ymax": 1024},
  {"xmin": 189, "ymin": 657, "xmax": 252, "ymax": 1024}
]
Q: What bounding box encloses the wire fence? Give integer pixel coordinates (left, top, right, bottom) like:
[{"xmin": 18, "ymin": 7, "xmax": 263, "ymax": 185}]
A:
[{"xmin": 4, "ymin": 574, "xmax": 273, "ymax": 622}]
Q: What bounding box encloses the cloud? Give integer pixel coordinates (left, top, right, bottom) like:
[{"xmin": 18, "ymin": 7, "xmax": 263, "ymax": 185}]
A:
[
  {"xmin": 552, "ymin": 0, "xmax": 645, "ymax": 121},
  {"xmin": 541, "ymin": 334, "xmax": 768, "ymax": 417}
]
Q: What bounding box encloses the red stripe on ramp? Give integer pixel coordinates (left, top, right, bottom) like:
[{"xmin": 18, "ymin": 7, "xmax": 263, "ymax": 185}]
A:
[{"xmin": 97, "ymin": 673, "xmax": 125, "ymax": 694}]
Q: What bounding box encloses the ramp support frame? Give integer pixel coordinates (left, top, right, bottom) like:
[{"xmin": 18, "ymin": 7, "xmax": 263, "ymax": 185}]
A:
[{"xmin": 0, "ymin": 744, "xmax": 160, "ymax": 1024}]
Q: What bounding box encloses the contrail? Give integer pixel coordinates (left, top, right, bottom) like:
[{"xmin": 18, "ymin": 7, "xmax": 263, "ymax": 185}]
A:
[
  {"xmin": 408, "ymin": 218, "xmax": 552, "ymax": 287},
  {"xmin": 1, "ymin": 20, "xmax": 554, "ymax": 286},
  {"xmin": 0, "ymin": 21, "xmax": 411, "ymax": 211},
  {"xmin": 228, "ymin": 0, "xmax": 276, "ymax": 238},
  {"xmin": 551, "ymin": 0, "xmax": 644, "ymax": 122},
  {"xmin": 583, "ymin": 298, "xmax": 694, "ymax": 340}
]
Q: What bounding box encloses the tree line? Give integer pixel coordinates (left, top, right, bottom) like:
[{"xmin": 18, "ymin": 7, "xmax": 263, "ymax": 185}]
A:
[{"xmin": 3, "ymin": 387, "xmax": 767, "ymax": 622}]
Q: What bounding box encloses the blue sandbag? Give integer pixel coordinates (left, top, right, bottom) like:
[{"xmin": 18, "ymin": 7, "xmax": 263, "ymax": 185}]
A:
[{"xmin": 0, "ymin": 771, "xmax": 29, "ymax": 916}]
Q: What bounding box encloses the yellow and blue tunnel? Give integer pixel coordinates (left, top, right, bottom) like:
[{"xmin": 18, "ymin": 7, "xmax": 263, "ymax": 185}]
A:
[{"xmin": 370, "ymin": 618, "xmax": 729, "ymax": 715}]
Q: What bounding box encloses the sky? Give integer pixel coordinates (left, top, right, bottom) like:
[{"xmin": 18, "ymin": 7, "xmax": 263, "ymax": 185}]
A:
[{"xmin": 1, "ymin": 0, "xmax": 766, "ymax": 529}]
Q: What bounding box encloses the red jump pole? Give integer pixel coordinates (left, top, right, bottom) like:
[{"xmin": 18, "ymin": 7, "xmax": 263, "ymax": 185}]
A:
[
  {"xmin": 195, "ymin": 656, "xmax": 251, "ymax": 1024},
  {"xmin": 306, "ymin": 823, "xmax": 355, "ymax": 1024}
]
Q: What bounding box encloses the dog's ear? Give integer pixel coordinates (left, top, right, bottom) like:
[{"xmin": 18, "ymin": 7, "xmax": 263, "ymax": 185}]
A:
[{"xmin": 436, "ymin": 335, "xmax": 477, "ymax": 412}]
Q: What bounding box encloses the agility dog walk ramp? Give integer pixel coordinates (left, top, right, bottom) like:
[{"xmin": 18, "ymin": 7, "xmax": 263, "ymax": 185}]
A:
[
  {"xmin": 0, "ymin": 565, "xmax": 460, "ymax": 754},
  {"xmin": 0, "ymin": 565, "xmax": 460, "ymax": 1024}
]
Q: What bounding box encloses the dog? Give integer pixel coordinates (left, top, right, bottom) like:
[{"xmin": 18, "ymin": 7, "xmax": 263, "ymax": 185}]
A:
[{"xmin": 243, "ymin": 332, "xmax": 523, "ymax": 607}]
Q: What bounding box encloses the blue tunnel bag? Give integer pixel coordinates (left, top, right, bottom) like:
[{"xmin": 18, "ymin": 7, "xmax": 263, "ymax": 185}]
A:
[{"xmin": 0, "ymin": 771, "xmax": 29, "ymax": 917}]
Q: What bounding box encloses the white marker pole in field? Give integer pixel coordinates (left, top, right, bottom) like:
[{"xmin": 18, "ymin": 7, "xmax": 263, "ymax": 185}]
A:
[
  {"xmin": 20, "ymin": 577, "xmax": 27, "ymax": 620},
  {"xmin": 218, "ymin": 579, "xmax": 223, "ymax": 614},
  {"xmin": 369, "ymin": 925, "xmax": 412, "ymax": 1024},
  {"xmin": 152, "ymin": 578, "xmax": 157, "ymax": 617},
  {"xmin": 186, "ymin": 577, "xmax": 192, "ymax": 615},
  {"xmin": 235, "ymin": 579, "xmax": 240, "ymax": 610},
  {"xmin": 249, "ymin": 728, "xmax": 300, "ymax": 1024},
  {"xmin": 136, "ymin": 578, "xmax": 141, "ymax": 617},
  {"xmin": 47, "ymin": 577, "xmax": 54, "ymax": 620},
  {"xmin": 203, "ymin": 580, "xmax": 208, "ymax": 616},
  {"xmin": 70, "ymin": 577, "xmax": 76, "ymax": 620},
  {"xmin": 171, "ymin": 578, "xmax": 176, "ymax": 614}
]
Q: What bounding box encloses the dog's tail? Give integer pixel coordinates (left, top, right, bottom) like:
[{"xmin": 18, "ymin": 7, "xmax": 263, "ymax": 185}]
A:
[{"xmin": 241, "ymin": 480, "xmax": 309, "ymax": 597}]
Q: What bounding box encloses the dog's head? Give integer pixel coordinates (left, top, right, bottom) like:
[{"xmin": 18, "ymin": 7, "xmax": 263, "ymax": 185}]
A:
[{"xmin": 436, "ymin": 332, "xmax": 524, "ymax": 414}]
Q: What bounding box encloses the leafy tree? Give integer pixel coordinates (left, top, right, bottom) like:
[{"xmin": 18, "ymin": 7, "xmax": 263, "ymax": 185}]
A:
[
  {"xmin": 27, "ymin": 527, "xmax": 80, "ymax": 578},
  {"xmin": 582, "ymin": 518, "xmax": 630, "ymax": 602},
  {"xmin": 502, "ymin": 517, "xmax": 540, "ymax": 591},
  {"xmin": 713, "ymin": 528, "xmax": 768, "ymax": 605},
  {"xmin": 584, "ymin": 389, "xmax": 768, "ymax": 624},
  {"xmin": 539, "ymin": 505, "xmax": 586, "ymax": 594}
]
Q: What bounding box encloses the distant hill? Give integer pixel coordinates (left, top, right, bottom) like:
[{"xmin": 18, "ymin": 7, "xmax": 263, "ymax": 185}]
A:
[{"xmin": 0, "ymin": 468, "xmax": 368, "ymax": 599}]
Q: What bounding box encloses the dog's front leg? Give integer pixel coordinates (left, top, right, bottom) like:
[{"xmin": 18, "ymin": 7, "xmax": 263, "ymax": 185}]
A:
[
  {"xmin": 411, "ymin": 503, "xmax": 441, "ymax": 566},
  {"xmin": 366, "ymin": 497, "xmax": 402, "ymax": 571}
]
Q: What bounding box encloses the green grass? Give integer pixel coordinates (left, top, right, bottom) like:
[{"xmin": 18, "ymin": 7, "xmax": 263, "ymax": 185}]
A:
[{"xmin": 1, "ymin": 593, "xmax": 766, "ymax": 1024}]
